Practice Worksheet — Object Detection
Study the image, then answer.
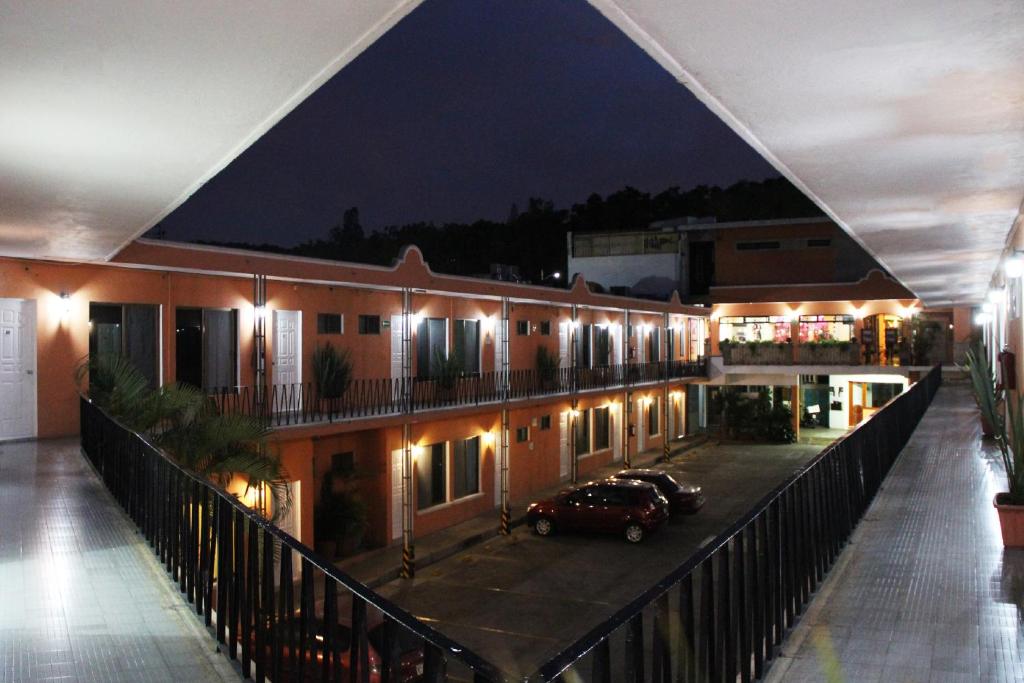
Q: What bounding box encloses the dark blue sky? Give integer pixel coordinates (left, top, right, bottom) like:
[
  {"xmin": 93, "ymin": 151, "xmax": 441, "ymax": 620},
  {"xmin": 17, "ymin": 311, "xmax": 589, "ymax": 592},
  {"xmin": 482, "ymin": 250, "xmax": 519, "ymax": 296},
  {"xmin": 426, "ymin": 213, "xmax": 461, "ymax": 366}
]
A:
[{"xmin": 155, "ymin": 0, "xmax": 777, "ymax": 245}]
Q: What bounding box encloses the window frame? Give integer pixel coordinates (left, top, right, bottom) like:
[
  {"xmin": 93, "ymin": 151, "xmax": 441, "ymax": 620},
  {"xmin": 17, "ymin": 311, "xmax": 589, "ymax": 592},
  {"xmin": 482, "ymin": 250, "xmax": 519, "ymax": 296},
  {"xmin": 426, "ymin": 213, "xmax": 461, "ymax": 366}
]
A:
[
  {"xmin": 593, "ymin": 406, "xmax": 611, "ymax": 451},
  {"xmin": 358, "ymin": 314, "xmax": 381, "ymax": 335},
  {"xmin": 416, "ymin": 442, "xmax": 448, "ymax": 511},
  {"xmin": 516, "ymin": 320, "xmax": 530, "ymax": 336},
  {"xmin": 317, "ymin": 312, "xmax": 344, "ymax": 335}
]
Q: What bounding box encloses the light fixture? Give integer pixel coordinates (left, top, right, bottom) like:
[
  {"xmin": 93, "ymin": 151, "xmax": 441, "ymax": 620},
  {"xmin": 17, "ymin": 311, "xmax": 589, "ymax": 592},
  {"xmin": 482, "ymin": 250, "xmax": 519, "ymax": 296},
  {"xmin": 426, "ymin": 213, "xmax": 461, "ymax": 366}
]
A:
[
  {"xmin": 59, "ymin": 291, "xmax": 72, "ymax": 320},
  {"xmin": 982, "ymin": 301, "xmax": 996, "ymax": 314},
  {"xmin": 783, "ymin": 311, "xmax": 797, "ymax": 323},
  {"xmin": 988, "ymin": 288, "xmax": 1006, "ymax": 305},
  {"xmin": 253, "ymin": 304, "xmax": 267, "ymax": 322},
  {"xmin": 1005, "ymin": 255, "xmax": 1024, "ymax": 279},
  {"xmin": 481, "ymin": 431, "xmax": 495, "ymax": 447},
  {"xmin": 974, "ymin": 311, "xmax": 993, "ymax": 325},
  {"xmin": 552, "ymin": 272, "xmax": 561, "ymax": 280},
  {"xmin": 852, "ymin": 307, "xmax": 866, "ymax": 320},
  {"xmin": 410, "ymin": 312, "xmax": 424, "ymax": 328}
]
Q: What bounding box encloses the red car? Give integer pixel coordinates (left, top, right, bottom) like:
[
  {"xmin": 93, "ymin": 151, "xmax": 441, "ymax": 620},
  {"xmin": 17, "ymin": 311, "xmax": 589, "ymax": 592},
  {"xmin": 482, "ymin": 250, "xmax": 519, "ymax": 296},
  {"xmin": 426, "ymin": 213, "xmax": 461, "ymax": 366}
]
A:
[
  {"xmin": 526, "ymin": 478, "xmax": 670, "ymax": 543},
  {"xmin": 611, "ymin": 469, "xmax": 705, "ymax": 514}
]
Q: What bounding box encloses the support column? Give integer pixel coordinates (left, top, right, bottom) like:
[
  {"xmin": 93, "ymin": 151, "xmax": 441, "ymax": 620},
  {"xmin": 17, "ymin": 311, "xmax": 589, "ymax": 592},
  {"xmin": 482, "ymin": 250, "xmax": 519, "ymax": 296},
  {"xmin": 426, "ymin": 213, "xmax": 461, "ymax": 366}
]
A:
[
  {"xmin": 623, "ymin": 309, "xmax": 632, "ymax": 467},
  {"xmin": 570, "ymin": 305, "xmax": 579, "ymax": 483},
  {"xmin": 790, "ymin": 380, "xmax": 801, "ymax": 443},
  {"xmin": 252, "ymin": 274, "xmax": 267, "ymax": 413},
  {"xmin": 499, "ymin": 296, "xmax": 511, "ymax": 535},
  {"xmin": 662, "ymin": 312, "xmax": 671, "ymax": 462},
  {"xmin": 400, "ymin": 288, "xmax": 415, "ymax": 579}
]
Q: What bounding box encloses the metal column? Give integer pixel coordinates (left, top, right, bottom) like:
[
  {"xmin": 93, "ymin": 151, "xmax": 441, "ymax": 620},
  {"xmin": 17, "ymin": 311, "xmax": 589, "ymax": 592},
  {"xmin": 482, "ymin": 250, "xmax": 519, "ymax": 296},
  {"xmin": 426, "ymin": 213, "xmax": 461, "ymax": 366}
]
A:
[
  {"xmin": 663, "ymin": 312, "xmax": 671, "ymax": 462},
  {"xmin": 400, "ymin": 288, "xmax": 415, "ymax": 578},
  {"xmin": 252, "ymin": 274, "xmax": 267, "ymax": 411},
  {"xmin": 499, "ymin": 297, "xmax": 511, "ymax": 534},
  {"xmin": 623, "ymin": 308, "xmax": 631, "ymax": 468},
  {"xmin": 570, "ymin": 304, "xmax": 579, "ymax": 483}
]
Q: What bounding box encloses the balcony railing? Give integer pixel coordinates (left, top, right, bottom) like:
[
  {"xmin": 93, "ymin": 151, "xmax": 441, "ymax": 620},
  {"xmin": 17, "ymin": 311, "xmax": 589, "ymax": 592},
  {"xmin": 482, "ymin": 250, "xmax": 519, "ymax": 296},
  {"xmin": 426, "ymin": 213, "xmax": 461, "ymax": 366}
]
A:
[
  {"xmin": 721, "ymin": 342, "xmax": 865, "ymax": 366},
  {"xmin": 211, "ymin": 359, "xmax": 707, "ymax": 428},
  {"xmin": 81, "ymin": 364, "xmax": 941, "ymax": 682}
]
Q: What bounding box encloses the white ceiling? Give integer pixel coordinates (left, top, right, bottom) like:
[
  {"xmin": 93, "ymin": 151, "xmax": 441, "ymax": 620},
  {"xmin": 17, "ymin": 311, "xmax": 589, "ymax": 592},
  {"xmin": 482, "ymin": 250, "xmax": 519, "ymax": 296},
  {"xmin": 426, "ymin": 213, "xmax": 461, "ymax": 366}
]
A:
[
  {"xmin": 590, "ymin": 0, "xmax": 1024, "ymax": 305},
  {"xmin": 3, "ymin": 1, "xmax": 1022, "ymax": 304},
  {"xmin": 0, "ymin": 1, "xmax": 420, "ymax": 262}
]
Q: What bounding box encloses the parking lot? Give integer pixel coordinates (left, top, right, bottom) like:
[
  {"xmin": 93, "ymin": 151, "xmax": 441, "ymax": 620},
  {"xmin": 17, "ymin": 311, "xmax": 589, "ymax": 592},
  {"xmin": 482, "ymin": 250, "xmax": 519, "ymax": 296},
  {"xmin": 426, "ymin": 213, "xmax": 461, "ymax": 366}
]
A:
[{"xmin": 376, "ymin": 440, "xmax": 823, "ymax": 677}]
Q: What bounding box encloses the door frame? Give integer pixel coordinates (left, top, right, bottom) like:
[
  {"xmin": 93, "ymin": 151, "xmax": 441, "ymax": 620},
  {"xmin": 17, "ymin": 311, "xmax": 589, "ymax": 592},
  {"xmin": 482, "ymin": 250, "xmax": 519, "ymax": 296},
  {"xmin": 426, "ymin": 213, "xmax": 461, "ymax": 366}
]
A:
[{"xmin": 0, "ymin": 298, "xmax": 37, "ymax": 441}]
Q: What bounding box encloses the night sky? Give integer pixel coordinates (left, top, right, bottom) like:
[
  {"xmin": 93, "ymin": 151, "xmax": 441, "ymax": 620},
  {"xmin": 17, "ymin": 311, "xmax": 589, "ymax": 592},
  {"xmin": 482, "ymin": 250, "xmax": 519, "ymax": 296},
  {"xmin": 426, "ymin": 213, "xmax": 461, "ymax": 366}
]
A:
[{"xmin": 154, "ymin": 0, "xmax": 778, "ymax": 246}]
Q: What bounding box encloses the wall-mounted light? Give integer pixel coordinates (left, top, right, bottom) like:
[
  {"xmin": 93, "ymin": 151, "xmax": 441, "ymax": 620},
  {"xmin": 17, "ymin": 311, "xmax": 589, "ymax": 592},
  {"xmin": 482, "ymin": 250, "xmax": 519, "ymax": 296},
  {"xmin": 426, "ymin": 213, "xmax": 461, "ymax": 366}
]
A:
[
  {"xmin": 988, "ymin": 289, "xmax": 1005, "ymax": 305},
  {"xmin": 59, "ymin": 291, "xmax": 72, "ymax": 320},
  {"xmin": 253, "ymin": 304, "xmax": 267, "ymax": 322},
  {"xmin": 481, "ymin": 431, "xmax": 495, "ymax": 447},
  {"xmin": 410, "ymin": 312, "xmax": 424, "ymax": 328},
  {"xmin": 975, "ymin": 311, "xmax": 993, "ymax": 325},
  {"xmin": 552, "ymin": 272, "xmax": 561, "ymax": 280},
  {"xmin": 982, "ymin": 301, "xmax": 996, "ymax": 314},
  {"xmin": 783, "ymin": 310, "xmax": 798, "ymax": 323},
  {"xmin": 1005, "ymin": 255, "xmax": 1024, "ymax": 279}
]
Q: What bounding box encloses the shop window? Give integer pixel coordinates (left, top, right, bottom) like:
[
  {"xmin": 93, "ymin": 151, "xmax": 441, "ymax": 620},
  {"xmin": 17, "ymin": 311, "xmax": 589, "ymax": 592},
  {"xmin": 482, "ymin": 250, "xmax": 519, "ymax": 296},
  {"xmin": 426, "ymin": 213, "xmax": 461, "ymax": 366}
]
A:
[
  {"xmin": 574, "ymin": 409, "xmax": 591, "ymax": 456},
  {"xmin": 416, "ymin": 442, "xmax": 446, "ymax": 510},
  {"xmin": 719, "ymin": 315, "xmax": 791, "ymax": 344},
  {"xmin": 453, "ymin": 319, "xmax": 480, "ymax": 375},
  {"xmin": 516, "ymin": 320, "xmax": 530, "ymax": 336},
  {"xmin": 798, "ymin": 315, "xmax": 854, "ymax": 343},
  {"xmin": 539, "ymin": 414, "xmax": 551, "ymax": 430},
  {"xmin": 416, "ymin": 317, "xmax": 447, "ymax": 379},
  {"xmin": 539, "ymin": 321, "xmax": 551, "ymax": 336},
  {"xmin": 89, "ymin": 302, "xmax": 160, "ymax": 388},
  {"xmin": 515, "ymin": 426, "xmax": 529, "ymax": 443},
  {"xmin": 647, "ymin": 398, "xmax": 660, "ymax": 436},
  {"xmin": 453, "ymin": 436, "xmax": 480, "ymax": 499},
  {"xmin": 358, "ymin": 315, "xmax": 380, "ymax": 335},
  {"xmin": 175, "ymin": 307, "xmax": 238, "ymax": 391},
  {"xmin": 594, "ymin": 406, "xmax": 610, "ymax": 451},
  {"xmin": 317, "ymin": 313, "xmax": 343, "ymax": 334}
]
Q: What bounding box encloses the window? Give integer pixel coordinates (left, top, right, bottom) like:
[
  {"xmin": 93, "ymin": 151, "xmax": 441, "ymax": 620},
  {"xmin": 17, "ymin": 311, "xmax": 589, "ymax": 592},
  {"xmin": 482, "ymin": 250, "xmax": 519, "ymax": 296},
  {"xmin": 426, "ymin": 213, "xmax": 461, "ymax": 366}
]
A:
[
  {"xmin": 573, "ymin": 324, "xmax": 591, "ymax": 369},
  {"xmin": 317, "ymin": 313, "xmax": 343, "ymax": 334},
  {"xmin": 574, "ymin": 409, "xmax": 590, "ymax": 456},
  {"xmin": 330, "ymin": 451, "xmax": 354, "ymax": 476},
  {"xmin": 416, "ymin": 442, "xmax": 446, "ymax": 510},
  {"xmin": 453, "ymin": 436, "xmax": 480, "ymax": 499},
  {"xmin": 593, "ymin": 326, "xmax": 610, "ymax": 368},
  {"xmin": 648, "ymin": 327, "xmax": 661, "ymax": 363},
  {"xmin": 807, "ymin": 238, "xmax": 831, "ymax": 248},
  {"xmin": 597, "ymin": 485, "xmax": 627, "ymax": 506},
  {"xmin": 594, "ymin": 406, "xmax": 610, "ymax": 451},
  {"xmin": 539, "ymin": 414, "xmax": 551, "ymax": 430},
  {"xmin": 516, "ymin": 320, "xmax": 530, "ymax": 336},
  {"xmin": 736, "ymin": 240, "xmax": 780, "ymax": 251},
  {"xmin": 175, "ymin": 307, "xmax": 238, "ymax": 391},
  {"xmin": 647, "ymin": 398, "xmax": 660, "ymax": 436},
  {"xmin": 798, "ymin": 314, "xmax": 854, "ymax": 343},
  {"xmin": 719, "ymin": 315, "xmax": 791, "ymax": 344},
  {"xmin": 539, "ymin": 321, "xmax": 551, "ymax": 336},
  {"xmin": 89, "ymin": 303, "xmax": 160, "ymax": 388},
  {"xmin": 667, "ymin": 327, "xmax": 676, "ymax": 360},
  {"xmin": 358, "ymin": 315, "xmax": 380, "ymax": 335},
  {"xmin": 453, "ymin": 319, "xmax": 480, "ymax": 375},
  {"xmin": 416, "ymin": 317, "xmax": 447, "ymax": 379},
  {"xmin": 515, "ymin": 426, "xmax": 529, "ymax": 443}
]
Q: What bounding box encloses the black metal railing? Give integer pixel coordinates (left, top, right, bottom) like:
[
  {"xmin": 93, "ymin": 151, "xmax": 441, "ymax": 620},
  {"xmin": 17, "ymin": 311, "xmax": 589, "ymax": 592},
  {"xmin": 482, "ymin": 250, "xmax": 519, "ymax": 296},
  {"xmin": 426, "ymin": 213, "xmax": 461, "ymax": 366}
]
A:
[
  {"xmin": 82, "ymin": 363, "xmax": 940, "ymax": 682},
  {"xmin": 525, "ymin": 364, "xmax": 942, "ymax": 682},
  {"xmin": 211, "ymin": 359, "xmax": 708, "ymax": 428},
  {"xmin": 80, "ymin": 396, "xmax": 507, "ymax": 682}
]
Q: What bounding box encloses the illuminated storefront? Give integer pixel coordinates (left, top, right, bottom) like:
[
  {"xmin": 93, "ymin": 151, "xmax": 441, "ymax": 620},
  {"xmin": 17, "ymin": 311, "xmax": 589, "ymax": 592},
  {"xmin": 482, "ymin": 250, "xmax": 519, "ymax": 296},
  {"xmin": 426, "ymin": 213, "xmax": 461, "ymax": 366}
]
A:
[
  {"xmin": 718, "ymin": 315, "xmax": 791, "ymax": 343},
  {"xmin": 798, "ymin": 314, "xmax": 855, "ymax": 343}
]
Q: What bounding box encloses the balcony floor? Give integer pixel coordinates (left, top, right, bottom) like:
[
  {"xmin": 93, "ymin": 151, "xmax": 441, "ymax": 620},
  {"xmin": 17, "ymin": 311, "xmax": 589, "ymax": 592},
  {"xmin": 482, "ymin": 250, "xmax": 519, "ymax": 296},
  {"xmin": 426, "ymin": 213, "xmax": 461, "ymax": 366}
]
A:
[
  {"xmin": 0, "ymin": 439, "xmax": 239, "ymax": 682},
  {"xmin": 767, "ymin": 385, "xmax": 1024, "ymax": 682}
]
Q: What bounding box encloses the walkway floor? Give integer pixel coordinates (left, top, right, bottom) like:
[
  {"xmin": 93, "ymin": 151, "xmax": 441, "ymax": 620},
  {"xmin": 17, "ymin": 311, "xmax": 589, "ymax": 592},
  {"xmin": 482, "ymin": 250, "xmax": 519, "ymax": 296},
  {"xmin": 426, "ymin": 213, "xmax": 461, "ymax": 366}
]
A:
[
  {"xmin": 0, "ymin": 439, "xmax": 239, "ymax": 683},
  {"xmin": 767, "ymin": 385, "xmax": 1024, "ymax": 682}
]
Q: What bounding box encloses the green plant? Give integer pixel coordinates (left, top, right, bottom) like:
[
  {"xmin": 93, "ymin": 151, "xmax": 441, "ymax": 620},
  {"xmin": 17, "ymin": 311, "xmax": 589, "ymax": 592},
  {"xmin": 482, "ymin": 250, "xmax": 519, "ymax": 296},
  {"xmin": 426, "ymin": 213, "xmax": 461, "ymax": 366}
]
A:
[
  {"xmin": 432, "ymin": 347, "xmax": 464, "ymax": 390},
  {"xmin": 963, "ymin": 343, "xmax": 1024, "ymax": 504},
  {"xmin": 536, "ymin": 345, "xmax": 560, "ymax": 383},
  {"xmin": 77, "ymin": 354, "xmax": 291, "ymax": 520},
  {"xmin": 312, "ymin": 342, "xmax": 353, "ymax": 400}
]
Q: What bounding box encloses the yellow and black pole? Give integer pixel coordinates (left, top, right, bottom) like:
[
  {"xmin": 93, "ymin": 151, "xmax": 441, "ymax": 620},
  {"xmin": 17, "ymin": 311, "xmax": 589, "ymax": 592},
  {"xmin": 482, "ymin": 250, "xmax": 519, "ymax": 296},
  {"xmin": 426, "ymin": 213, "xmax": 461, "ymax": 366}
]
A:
[{"xmin": 499, "ymin": 408, "xmax": 511, "ymax": 535}]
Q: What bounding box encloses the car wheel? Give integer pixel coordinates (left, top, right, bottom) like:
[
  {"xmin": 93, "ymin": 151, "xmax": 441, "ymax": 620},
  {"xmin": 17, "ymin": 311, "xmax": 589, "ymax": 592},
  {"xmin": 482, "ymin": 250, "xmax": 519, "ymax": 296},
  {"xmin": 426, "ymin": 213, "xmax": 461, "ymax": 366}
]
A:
[
  {"xmin": 625, "ymin": 522, "xmax": 644, "ymax": 543},
  {"xmin": 534, "ymin": 517, "xmax": 555, "ymax": 537}
]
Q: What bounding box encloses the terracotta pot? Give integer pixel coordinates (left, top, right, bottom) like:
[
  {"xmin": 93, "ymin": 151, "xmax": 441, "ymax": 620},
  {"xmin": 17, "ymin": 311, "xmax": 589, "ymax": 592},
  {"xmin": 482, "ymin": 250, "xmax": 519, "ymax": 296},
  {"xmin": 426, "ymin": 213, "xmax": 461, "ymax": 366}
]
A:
[{"xmin": 994, "ymin": 493, "xmax": 1024, "ymax": 548}]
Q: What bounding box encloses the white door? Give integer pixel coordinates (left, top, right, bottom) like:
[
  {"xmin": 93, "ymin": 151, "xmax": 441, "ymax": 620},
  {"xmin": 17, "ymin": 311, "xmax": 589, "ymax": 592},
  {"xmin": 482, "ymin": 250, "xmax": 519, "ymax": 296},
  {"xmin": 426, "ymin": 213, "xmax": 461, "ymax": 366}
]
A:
[
  {"xmin": 612, "ymin": 323, "xmax": 624, "ymax": 366},
  {"xmin": 0, "ymin": 299, "xmax": 36, "ymax": 440},
  {"xmin": 559, "ymin": 412, "xmax": 570, "ymax": 479},
  {"xmin": 391, "ymin": 449, "xmax": 404, "ymax": 541},
  {"xmin": 390, "ymin": 315, "xmax": 405, "ymax": 380},
  {"xmin": 273, "ymin": 310, "xmax": 301, "ymax": 386},
  {"xmin": 637, "ymin": 405, "xmax": 645, "ymax": 452},
  {"xmin": 668, "ymin": 396, "xmax": 676, "ymax": 440}
]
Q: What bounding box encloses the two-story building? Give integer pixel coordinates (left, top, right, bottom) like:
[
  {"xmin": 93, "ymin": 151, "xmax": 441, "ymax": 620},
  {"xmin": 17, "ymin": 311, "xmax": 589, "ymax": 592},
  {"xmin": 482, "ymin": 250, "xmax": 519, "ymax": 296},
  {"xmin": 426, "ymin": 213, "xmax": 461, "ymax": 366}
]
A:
[{"xmin": 0, "ymin": 240, "xmax": 709, "ymax": 566}]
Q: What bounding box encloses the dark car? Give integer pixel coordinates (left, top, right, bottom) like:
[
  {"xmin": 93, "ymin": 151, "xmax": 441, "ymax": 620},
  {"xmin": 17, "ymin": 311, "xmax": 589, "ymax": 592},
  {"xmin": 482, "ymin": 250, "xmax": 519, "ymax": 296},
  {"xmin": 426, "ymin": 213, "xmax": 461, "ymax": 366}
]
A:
[
  {"xmin": 611, "ymin": 469, "xmax": 705, "ymax": 514},
  {"xmin": 276, "ymin": 617, "xmax": 424, "ymax": 682},
  {"xmin": 526, "ymin": 478, "xmax": 670, "ymax": 543}
]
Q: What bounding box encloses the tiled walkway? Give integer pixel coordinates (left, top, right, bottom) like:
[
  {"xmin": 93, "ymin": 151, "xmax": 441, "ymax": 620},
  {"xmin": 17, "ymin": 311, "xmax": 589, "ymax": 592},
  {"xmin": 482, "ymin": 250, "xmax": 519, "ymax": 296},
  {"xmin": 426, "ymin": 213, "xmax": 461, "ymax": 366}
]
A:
[
  {"xmin": 0, "ymin": 439, "xmax": 239, "ymax": 683},
  {"xmin": 767, "ymin": 385, "xmax": 1024, "ymax": 682}
]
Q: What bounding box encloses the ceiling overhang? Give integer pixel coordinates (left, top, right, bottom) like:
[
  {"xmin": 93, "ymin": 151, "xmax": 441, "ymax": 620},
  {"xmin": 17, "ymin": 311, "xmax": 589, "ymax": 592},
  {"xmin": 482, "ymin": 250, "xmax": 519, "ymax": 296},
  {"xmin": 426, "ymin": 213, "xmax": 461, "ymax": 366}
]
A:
[
  {"xmin": 590, "ymin": 0, "xmax": 1024, "ymax": 305},
  {"xmin": 0, "ymin": 1, "xmax": 422, "ymax": 262}
]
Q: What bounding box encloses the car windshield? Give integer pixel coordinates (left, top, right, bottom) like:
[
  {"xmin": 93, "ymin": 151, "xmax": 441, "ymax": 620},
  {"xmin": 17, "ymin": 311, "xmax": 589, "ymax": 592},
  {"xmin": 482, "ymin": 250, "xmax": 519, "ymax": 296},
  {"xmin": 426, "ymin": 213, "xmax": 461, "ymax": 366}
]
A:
[{"xmin": 660, "ymin": 473, "xmax": 683, "ymax": 489}]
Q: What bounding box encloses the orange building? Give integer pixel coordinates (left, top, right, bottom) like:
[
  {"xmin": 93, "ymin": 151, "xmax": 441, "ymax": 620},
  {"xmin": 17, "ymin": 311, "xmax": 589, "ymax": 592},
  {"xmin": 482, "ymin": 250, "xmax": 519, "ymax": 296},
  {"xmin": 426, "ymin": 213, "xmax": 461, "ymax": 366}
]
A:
[{"xmin": 0, "ymin": 240, "xmax": 709, "ymax": 558}]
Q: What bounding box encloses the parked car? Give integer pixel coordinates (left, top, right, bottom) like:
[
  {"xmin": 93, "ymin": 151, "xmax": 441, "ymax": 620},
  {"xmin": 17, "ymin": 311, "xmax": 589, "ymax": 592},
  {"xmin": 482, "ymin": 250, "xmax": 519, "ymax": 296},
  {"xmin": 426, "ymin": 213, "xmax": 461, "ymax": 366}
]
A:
[
  {"xmin": 611, "ymin": 469, "xmax": 705, "ymax": 514},
  {"xmin": 526, "ymin": 478, "xmax": 670, "ymax": 543}
]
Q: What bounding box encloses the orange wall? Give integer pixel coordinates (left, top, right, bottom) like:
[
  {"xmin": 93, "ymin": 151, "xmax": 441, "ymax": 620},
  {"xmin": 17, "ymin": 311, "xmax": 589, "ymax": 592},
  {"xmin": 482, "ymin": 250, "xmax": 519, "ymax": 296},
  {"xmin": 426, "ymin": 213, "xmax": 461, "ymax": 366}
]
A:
[{"xmin": 713, "ymin": 221, "xmax": 839, "ymax": 287}]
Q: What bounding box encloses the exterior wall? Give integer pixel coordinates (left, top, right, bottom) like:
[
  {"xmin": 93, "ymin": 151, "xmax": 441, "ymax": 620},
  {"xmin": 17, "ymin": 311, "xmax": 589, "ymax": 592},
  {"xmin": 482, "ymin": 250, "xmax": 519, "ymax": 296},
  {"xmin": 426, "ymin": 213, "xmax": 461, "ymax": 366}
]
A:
[{"xmin": 711, "ymin": 220, "xmax": 841, "ymax": 287}]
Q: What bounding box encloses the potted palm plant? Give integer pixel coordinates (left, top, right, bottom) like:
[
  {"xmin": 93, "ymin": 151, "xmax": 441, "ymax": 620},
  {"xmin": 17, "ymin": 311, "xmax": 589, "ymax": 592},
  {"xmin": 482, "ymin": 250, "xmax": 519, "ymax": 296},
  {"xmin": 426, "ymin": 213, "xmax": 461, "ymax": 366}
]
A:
[
  {"xmin": 963, "ymin": 343, "xmax": 1024, "ymax": 547},
  {"xmin": 312, "ymin": 342, "xmax": 353, "ymax": 412}
]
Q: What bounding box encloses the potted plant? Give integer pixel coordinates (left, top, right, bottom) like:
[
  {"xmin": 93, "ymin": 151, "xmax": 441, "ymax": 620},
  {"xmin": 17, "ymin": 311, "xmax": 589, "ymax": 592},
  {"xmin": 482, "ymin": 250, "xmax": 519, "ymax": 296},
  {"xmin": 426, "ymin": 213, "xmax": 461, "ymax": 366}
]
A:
[
  {"xmin": 312, "ymin": 342, "xmax": 353, "ymax": 408},
  {"xmin": 963, "ymin": 343, "xmax": 1024, "ymax": 547}
]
